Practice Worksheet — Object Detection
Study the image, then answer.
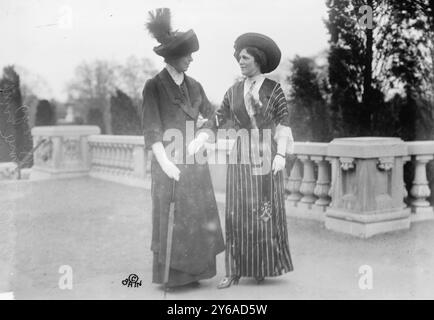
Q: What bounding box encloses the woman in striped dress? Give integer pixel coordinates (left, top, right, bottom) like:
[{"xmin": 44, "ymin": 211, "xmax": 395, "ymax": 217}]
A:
[{"xmin": 189, "ymin": 33, "xmax": 294, "ymax": 288}]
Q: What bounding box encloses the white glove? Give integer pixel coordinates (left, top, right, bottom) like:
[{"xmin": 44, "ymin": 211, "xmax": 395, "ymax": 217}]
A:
[
  {"xmin": 272, "ymin": 154, "xmax": 286, "ymax": 175},
  {"xmin": 187, "ymin": 132, "xmax": 209, "ymax": 155},
  {"xmin": 161, "ymin": 159, "xmax": 180, "ymax": 181}
]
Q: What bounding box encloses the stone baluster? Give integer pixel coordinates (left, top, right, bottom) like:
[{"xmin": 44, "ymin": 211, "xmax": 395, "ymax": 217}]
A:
[
  {"xmin": 95, "ymin": 142, "xmax": 102, "ymax": 172},
  {"xmin": 128, "ymin": 145, "xmax": 135, "ymax": 175},
  {"xmin": 402, "ymin": 156, "xmax": 411, "ymax": 203},
  {"xmin": 410, "ymin": 155, "xmax": 434, "ymax": 220},
  {"xmin": 122, "ymin": 145, "xmax": 129, "ymax": 175},
  {"xmin": 286, "ymin": 158, "xmax": 303, "ymax": 206},
  {"xmin": 116, "ymin": 144, "xmax": 123, "ymax": 175},
  {"xmin": 117, "ymin": 144, "xmax": 124, "ymax": 174},
  {"xmin": 124, "ymin": 144, "xmax": 132, "ymax": 175},
  {"xmin": 298, "ymin": 155, "xmax": 317, "ymax": 209},
  {"xmin": 326, "ymin": 156, "xmax": 337, "ymax": 206},
  {"xmin": 312, "ymin": 156, "xmax": 331, "ymax": 210},
  {"xmin": 89, "ymin": 142, "xmax": 94, "ymax": 170},
  {"xmin": 110, "ymin": 144, "xmax": 117, "ymax": 175},
  {"xmin": 107, "ymin": 144, "xmax": 113, "ymax": 173},
  {"xmin": 101, "ymin": 143, "xmax": 108, "ymax": 173},
  {"xmin": 97, "ymin": 143, "xmax": 103, "ymax": 171}
]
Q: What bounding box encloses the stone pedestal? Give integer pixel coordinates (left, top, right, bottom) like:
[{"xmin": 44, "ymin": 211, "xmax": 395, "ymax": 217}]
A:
[
  {"xmin": 30, "ymin": 126, "xmax": 100, "ymax": 180},
  {"xmin": 325, "ymin": 137, "xmax": 411, "ymax": 238}
]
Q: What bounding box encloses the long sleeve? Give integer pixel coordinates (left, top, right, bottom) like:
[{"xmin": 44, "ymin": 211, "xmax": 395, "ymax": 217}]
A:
[
  {"xmin": 142, "ymin": 79, "xmax": 163, "ymax": 150},
  {"xmin": 271, "ymin": 83, "xmax": 294, "ymax": 154},
  {"xmin": 202, "ymin": 89, "xmax": 232, "ymax": 132},
  {"xmin": 198, "ymin": 83, "xmax": 215, "ymax": 120},
  {"xmin": 271, "ymin": 83, "xmax": 290, "ymax": 127}
]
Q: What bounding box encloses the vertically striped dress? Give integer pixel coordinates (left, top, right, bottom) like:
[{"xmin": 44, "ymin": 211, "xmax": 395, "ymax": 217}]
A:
[{"xmin": 204, "ymin": 77, "xmax": 294, "ymax": 278}]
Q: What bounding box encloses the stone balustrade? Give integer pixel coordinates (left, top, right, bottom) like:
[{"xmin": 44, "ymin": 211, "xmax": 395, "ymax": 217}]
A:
[
  {"xmin": 23, "ymin": 126, "xmax": 434, "ymax": 238},
  {"xmin": 286, "ymin": 138, "xmax": 434, "ymax": 238},
  {"xmin": 30, "ymin": 126, "xmax": 100, "ymax": 180},
  {"xmin": 406, "ymin": 141, "xmax": 434, "ymax": 221},
  {"xmin": 285, "ymin": 142, "xmax": 330, "ymax": 220},
  {"xmin": 88, "ymin": 135, "xmax": 151, "ymax": 188}
]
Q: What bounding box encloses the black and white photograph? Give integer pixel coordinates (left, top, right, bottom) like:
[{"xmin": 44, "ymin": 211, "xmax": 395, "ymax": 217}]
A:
[{"xmin": 1, "ymin": 0, "xmax": 434, "ymax": 304}]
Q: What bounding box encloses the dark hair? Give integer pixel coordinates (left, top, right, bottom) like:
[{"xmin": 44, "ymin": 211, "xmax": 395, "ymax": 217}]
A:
[
  {"xmin": 164, "ymin": 52, "xmax": 191, "ymax": 64},
  {"xmin": 234, "ymin": 46, "xmax": 268, "ymax": 73}
]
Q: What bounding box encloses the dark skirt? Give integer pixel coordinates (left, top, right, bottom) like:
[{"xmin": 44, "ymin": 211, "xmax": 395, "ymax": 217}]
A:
[
  {"xmin": 152, "ymin": 252, "xmax": 217, "ymax": 287},
  {"xmin": 224, "ymin": 161, "xmax": 294, "ymax": 278},
  {"xmin": 151, "ymin": 159, "xmax": 225, "ymax": 287}
]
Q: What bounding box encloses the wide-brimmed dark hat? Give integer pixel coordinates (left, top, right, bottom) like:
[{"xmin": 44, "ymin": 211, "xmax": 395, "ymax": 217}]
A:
[
  {"xmin": 146, "ymin": 8, "xmax": 199, "ymax": 58},
  {"xmin": 234, "ymin": 33, "xmax": 281, "ymax": 73}
]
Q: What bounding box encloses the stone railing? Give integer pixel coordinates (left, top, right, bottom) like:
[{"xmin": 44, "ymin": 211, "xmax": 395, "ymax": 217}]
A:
[
  {"xmin": 406, "ymin": 142, "xmax": 434, "ymax": 221},
  {"xmin": 88, "ymin": 135, "xmax": 152, "ymax": 188},
  {"xmin": 286, "ymin": 137, "xmax": 434, "ymax": 238},
  {"xmin": 30, "ymin": 126, "xmax": 100, "ymax": 180},
  {"xmin": 285, "ymin": 142, "xmax": 330, "ymax": 220},
  {"xmin": 25, "ymin": 126, "xmax": 434, "ymax": 238}
]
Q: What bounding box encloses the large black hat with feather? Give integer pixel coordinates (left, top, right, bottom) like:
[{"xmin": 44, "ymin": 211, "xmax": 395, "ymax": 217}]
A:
[{"xmin": 146, "ymin": 8, "xmax": 199, "ymax": 58}]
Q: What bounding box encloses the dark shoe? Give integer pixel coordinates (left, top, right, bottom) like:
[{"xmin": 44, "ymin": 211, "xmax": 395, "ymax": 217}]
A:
[
  {"xmin": 188, "ymin": 281, "xmax": 200, "ymax": 288},
  {"xmin": 255, "ymin": 276, "xmax": 264, "ymax": 284},
  {"xmin": 217, "ymin": 276, "xmax": 240, "ymax": 289}
]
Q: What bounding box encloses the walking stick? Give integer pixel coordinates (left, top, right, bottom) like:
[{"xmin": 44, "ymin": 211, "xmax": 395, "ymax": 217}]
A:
[{"xmin": 163, "ymin": 180, "xmax": 176, "ymax": 297}]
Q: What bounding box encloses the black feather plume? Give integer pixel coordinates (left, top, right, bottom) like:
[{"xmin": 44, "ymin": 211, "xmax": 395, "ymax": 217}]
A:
[{"xmin": 146, "ymin": 8, "xmax": 172, "ymax": 44}]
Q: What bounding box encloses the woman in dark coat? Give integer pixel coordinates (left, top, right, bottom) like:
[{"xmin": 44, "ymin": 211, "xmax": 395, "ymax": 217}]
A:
[
  {"xmin": 189, "ymin": 33, "xmax": 294, "ymax": 289},
  {"xmin": 142, "ymin": 8, "xmax": 224, "ymax": 288}
]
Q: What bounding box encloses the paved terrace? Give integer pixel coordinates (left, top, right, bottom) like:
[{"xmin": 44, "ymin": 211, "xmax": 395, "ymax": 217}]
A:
[{"xmin": 1, "ymin": 177, "xmax": 434, "ymax": 300}]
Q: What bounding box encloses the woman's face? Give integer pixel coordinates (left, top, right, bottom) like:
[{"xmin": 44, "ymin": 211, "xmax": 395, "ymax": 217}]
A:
[
  {"xmin": 238, "ymin": 48, "xmax": 261, "ymax": 77},
  {"xmin": 169, "ymin": 53, "xmax": 193, "ymax": 73}
]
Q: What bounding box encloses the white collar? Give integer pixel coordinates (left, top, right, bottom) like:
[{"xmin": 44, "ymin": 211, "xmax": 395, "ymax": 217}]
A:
[
  {"xmin": 165, "ymin": 63, "xmax": 184, "ymax": 86},
  {"xmin": 244, "ymin": 74, "xmax": 265, "ymax": 87},
  {"xmin": 243, "ymin": 74, "xmax": 265, "ymax": 100}
]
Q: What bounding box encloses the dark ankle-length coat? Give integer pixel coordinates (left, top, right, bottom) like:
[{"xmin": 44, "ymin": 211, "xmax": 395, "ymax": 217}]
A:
[{"xmin": 142, "ymin": 68, "xmax": 225, "ymax": 287}]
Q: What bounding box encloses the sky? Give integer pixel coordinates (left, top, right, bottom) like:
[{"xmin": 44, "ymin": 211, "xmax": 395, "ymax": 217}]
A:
[{"xmin": 0, "ymin": 0, "xmax": 329, "ymax": 104}]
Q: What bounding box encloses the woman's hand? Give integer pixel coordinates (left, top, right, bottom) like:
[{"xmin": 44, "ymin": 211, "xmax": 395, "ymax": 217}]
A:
[
  {"xmin": 272, "ymin": 154, "xmax": 286, "ymax": 175},
  {"xmin": 187, "ymin": 132, "xmax": 209, "ymax": 155},
  {"xmin": 161, "ymin": 159, "xmax": 180, "ymax": 181}
]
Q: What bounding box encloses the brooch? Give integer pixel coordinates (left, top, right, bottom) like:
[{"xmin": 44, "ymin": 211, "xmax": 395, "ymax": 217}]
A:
[{"xmin": 259, "ymin": 201, "xmax": 272, "ymax": 222}]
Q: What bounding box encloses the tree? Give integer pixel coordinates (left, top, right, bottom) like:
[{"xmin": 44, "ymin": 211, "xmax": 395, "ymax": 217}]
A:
[
  {"xmin": 67, "ymin": 60, "xmax": 117, "ymax": 134},
  {"xmin": 115, "ymin": 56, "xmax": 158, "ymax": 110},
  {"xmin": 110, "ymin": 89, "xmax": 141, "ymax": 135},
  {"xmin": 325, "ymin": 0, "xmax": 434, "ymax": 205},
  {"xmin": 375, "ymin": 0, "xmax": 434, "ymax": 140},
  {"xmin": 35, "ymin": 99, "xmax": 56, "ymax": 126},
  {"xmin": 287, "ymin": 56, "xmax": 331, "ymax": 142},
  {"xmin": 66, "ymin": 57, "xmax": 157, "ymax": 134},
  {"xmin": 0, "ymin": 66, "xmax": 33, "ymax": 166},
  {"xmin": 326, "ymin": 0, "xmax": 365, "ymax": 136},
  {"xmin": 87, "ymin": 108, "xmax": 106, "ymax": 133},
  {"xmin": 325, "ymin": 0, "xmax": 433, "ymax": 138},
  {"xmin": 15, "ymin": 65, "xmax": 52, "ymax": 128}
]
